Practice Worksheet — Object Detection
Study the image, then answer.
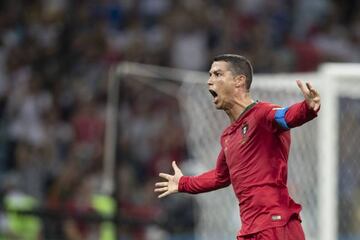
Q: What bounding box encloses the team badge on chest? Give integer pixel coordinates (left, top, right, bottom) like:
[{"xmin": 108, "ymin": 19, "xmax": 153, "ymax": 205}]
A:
[{"xmin": 240, "ymin": 123, "xmax": 249, "ymax": 144}]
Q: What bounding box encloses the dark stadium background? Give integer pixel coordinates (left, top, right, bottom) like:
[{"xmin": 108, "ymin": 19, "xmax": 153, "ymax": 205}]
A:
[{"xmin": 0, "ymin": 0, "xmax": 359, "ymax": 239}]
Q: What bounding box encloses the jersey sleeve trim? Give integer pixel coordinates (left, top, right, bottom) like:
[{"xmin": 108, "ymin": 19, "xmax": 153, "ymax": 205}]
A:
[{"xmin": 274, "ymin": 107, "xmax": 290, "ymax": 130}]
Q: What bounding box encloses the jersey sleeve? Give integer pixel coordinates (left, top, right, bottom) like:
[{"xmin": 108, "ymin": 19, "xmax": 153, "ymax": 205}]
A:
[
  {"xmin": 178, "ymin": 149, "xmax": 231, "ymax": 194},
  {"xmin": 262, "ymin": 100, "xmax": 319, "ymax": 132}
]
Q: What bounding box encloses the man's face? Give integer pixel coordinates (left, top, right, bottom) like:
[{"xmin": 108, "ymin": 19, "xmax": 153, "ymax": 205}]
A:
[{"xmin": 208, "ymin": 61, "xmax": 237, "ymax": 110}]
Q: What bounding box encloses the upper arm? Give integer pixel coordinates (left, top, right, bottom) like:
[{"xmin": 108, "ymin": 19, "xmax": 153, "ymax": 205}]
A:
[
  {"xmin": 260, "ymin": 103, "xmax": 289, "ymax": 132},
  {"xmin": 261, "ymin": 101, "xmax": 318, "ymax": 132}
]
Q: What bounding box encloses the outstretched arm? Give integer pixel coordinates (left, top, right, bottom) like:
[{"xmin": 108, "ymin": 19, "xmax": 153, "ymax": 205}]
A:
[
  {"xmin": 178, "ymin": 149, "xmax": 231, "ymax": 194},
  {"xmin": 154, "ymin": 150, "xmax": 231, "ymax": 198},
  {"xmin": 265, "ymin": 80, "xmax": 321, "ymax": 130}
]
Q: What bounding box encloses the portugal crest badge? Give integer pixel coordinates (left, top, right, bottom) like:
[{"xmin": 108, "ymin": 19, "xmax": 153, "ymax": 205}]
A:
[
  {"xmin": 242, "ymin": 123, "xmax": 248, "ymax": 135},
  {"xmin": 241, "ymin": 123, "xmax": 249, "ymax": 144}
]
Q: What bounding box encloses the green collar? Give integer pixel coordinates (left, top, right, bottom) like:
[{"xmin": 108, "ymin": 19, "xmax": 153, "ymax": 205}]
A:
[{"xmin": 238, "ymin": 101, "xmax": 257, "ymax": 119}]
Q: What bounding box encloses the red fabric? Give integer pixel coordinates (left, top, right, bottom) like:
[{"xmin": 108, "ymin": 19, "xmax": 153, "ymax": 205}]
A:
[
  {"xmin": 237, "ymin": 217, "xmax": 305, "ymax": 240},
  {"xmin": 178, "ymin": 149, "xmax": 231, "ymax": 193},
  {"xmin": 178, "ymin": 101, "xmax": 318, "ymax": 237}
]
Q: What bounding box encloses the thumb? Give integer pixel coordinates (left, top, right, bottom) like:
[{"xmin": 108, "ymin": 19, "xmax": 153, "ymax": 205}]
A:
[{"xmin": 172, "ymin": 161, "xmax": 181, "ymax": 174}]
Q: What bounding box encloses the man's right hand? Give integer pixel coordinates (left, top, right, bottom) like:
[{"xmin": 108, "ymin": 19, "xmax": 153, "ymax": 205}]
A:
[{"xmin": 154, "ymin": 161, "xmax": 183, "ymax": 198}]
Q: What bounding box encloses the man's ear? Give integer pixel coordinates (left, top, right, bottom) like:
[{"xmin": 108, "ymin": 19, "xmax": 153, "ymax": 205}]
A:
[{"xmin": 234, "ymin": 74, "xmax": 246, "ymax": 88}]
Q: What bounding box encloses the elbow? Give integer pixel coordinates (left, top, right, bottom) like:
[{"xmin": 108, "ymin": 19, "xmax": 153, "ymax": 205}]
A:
[{"xmin": 216, "ymin": 178, "xmax": 231, "ymax": 188}]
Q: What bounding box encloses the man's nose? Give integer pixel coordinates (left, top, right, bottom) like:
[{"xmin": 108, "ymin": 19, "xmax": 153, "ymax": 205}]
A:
[{"xmin": 207, "ymin": 78, "xmax": 213, "ymax": 86}]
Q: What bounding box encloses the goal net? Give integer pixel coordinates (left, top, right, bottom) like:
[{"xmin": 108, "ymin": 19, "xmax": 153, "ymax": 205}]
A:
[{"xmin": 108, "ymin": 62, "xmax": 360, "ymax": 240}]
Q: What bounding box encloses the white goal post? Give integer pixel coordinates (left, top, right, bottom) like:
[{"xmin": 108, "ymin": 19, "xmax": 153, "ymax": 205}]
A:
[{"xmin": 104, "ymin": 62, "xmax": 360, "ymax": 240}]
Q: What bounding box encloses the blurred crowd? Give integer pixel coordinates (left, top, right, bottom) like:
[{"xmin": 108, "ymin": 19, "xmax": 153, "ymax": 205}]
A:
[{"xmin": 0, "ymin": 0, "xmax": 359, "ymax": 239}]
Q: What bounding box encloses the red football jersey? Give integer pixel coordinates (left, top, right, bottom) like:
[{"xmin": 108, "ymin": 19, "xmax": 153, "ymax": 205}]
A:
[{"xmin": 178, "ymin": 100, "xmax": 318, "ymax": 237}]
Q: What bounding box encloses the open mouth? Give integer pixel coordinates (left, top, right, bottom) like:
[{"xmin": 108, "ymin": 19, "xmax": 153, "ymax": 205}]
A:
[
  {"xmin": 209, "ymin": 89, "xmax": 219, "ymax": 104},
  {"xmin": 209, "ymin": 89, "xmax": 218, "ymax": 98}
]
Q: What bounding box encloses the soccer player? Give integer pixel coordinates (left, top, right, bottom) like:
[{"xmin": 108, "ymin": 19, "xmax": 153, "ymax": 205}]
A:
[{"xmin": 154, "ymin": 54, "xmax": 320, "ymax": 240}]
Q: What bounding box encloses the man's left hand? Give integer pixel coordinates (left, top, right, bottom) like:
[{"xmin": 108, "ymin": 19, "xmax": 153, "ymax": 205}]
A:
[{"xmin": 296, "ymin": 80, "xmax": 321, "ymax": 112}]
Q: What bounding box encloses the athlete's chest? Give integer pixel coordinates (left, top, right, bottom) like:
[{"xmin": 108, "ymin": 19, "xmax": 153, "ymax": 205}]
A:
[{"xmin": 221, "ymin": 114, "xmax": 263, "ymax": 166}]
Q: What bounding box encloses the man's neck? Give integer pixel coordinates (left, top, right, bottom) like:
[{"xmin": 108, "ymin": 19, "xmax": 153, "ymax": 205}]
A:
[{"xmin": 225, "ymin": 94, "xmax": 254, "ymax": 123}]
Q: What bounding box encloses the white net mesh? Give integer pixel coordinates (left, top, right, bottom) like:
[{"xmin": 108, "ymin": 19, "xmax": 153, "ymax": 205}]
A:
[{"xmin": 179, "ymin": 74, "xmax": 320, "ymax": 240}]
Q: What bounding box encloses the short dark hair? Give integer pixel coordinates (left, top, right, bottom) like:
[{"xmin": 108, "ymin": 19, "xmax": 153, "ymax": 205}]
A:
[{"xmin": 213, "ymin": 54, "xmax": 253, "ymax": 90}]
